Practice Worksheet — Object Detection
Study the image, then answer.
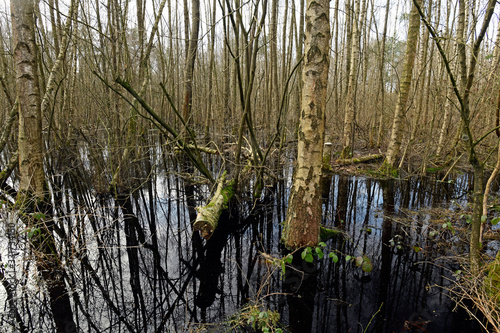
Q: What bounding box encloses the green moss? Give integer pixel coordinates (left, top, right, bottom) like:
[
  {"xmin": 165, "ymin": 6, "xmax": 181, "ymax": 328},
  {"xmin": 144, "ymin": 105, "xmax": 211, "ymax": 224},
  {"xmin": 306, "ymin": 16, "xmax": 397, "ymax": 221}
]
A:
[
  {"xmin": 425, "ymin": 166, "xmax": 445, "ymax": 173},
  {"xmin": 320, "ymin": 226, "xmax": 341, "ymax": 242},
  {"xmin": 221, "ymin": 180, "xmax": 234, "ymax": 209},
  {"xmin": 340, "ymin": 146, "xmax": 352, "ymax": 159},
  {"xmin": 485, "ymin": 252, "xmax": 500, "ymax": 304},
  {"xmin": 253, "ymin": 180, "xmax": 263, "ymax": 198},
  {"xmin": 378, "ymin": 160, "xmax": 398, "ymax": 177},
  {"xmin": 322, "ymin": 155, "xmax": 334, "ymax": 173}
]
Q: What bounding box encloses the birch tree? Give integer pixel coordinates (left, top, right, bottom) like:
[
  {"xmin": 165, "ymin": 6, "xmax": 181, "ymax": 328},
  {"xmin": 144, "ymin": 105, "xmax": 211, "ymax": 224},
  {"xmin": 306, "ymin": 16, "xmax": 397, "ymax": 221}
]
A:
[
  {"xmin": 341, "ymin": 0, "xmax": 361, "ymax": 158},
  {"xmin": 283, "ymin": 0, "xmax": 330, "ymax": 249},
  {"xmin": 381, "ymin": 0, "xmax": 421, "ymax": 172},
  {"xmin": 11, "ymin": 0, "xmax": 77, "ymax": 331}
]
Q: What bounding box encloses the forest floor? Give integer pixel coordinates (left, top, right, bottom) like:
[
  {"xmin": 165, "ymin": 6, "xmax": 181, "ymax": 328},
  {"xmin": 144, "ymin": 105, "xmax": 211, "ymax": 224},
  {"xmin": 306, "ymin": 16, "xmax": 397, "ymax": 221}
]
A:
[{"xmin": 329, "ymin": 146, "xmax": 493, "ymax": 180}]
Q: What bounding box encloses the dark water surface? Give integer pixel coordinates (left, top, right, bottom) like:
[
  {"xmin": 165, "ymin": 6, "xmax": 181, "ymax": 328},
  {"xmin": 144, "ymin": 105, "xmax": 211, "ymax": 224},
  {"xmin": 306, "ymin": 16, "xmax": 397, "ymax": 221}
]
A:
[
  {"xmin": 186, "ymin": 173, "xmax": 480, "ymax": 332},
  {"xmin": 1, "ymin": 155, "xmax": 485, "ymax": 332}
]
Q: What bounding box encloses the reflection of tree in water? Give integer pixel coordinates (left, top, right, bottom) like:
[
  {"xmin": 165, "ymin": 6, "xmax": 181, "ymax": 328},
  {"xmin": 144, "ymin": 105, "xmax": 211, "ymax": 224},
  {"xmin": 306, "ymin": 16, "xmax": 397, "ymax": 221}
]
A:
[
  {"xmin": 3, "ymin": 159, "xmax": 482, "ymax": 332},
  {"xmin": 279, "ymin": 175, "xmax": 480, "ymax": 333},
  {"xmin": 283, "ymin": 253, "xmax": 318, "ymax": 333}
]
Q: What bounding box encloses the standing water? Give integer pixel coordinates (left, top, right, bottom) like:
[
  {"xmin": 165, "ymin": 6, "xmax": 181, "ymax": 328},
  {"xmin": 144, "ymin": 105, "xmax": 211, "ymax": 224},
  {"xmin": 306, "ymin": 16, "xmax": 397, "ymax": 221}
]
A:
[
  {"xmin": 189, "ymin": 173, "xmax": 480, "ymax": 332},
  {"xmin": 0, "ymin": 166, "xmax": 486, "ymax": 332}
]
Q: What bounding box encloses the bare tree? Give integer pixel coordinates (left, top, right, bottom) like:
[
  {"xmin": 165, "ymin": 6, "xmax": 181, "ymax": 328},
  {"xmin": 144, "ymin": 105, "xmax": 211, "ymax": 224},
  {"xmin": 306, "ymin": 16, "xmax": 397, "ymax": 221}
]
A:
[
  {"xmin": 382, "ymin": 0, "xmax": 422, "ymax": 172},
  {"xmin": 414, "ymin": 0, "xmax": 497, "ymax": 268},
  {"xmin": 11, "ymin": 0, "xmax": 77, "ymax": 331},
  {"xmin": 283, "ymin": 0, "xmax": 330, "ymax": 249},
  {"xmin": 341, "ymin": 0, "xmax": 361, "ymax": 159}
]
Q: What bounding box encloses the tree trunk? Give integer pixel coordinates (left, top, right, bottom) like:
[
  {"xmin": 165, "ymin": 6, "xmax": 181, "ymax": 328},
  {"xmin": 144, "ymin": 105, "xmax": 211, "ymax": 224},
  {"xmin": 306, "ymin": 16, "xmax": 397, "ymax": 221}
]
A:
[
  {"xmin": 182, "ymin": 0, "xmax": 200, "ymax": 122},
  {"xmin": 341, "ymin": 0, "xmax": 361, "ymax": 158},
  {"xmin": 193, "ymin": 172, "xmax": 234, "ymax": 239},
  {"xmin": 382, "ymin": 0, "xmax": 421, "ymax": 171},
  {"xmin": 372, "ymin": 0, "xmax": 389, "ymax": 147},
  {"xmin": 284, "ymin": 0, "xmax": 330, "ymax": 249},
  {"xmin": 11, "ymin": 0, "xmax": 77, "ymax": 331}
]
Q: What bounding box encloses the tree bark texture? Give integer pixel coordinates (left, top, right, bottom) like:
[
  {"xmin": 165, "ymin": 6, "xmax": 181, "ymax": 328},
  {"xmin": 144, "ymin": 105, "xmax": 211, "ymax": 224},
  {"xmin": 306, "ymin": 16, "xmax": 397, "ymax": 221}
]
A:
[
  {"xmin": 182, "ymin": 0, "xmax": 201, "ymax": 122},
  {"xmin": 284, "ymin": 0, "xmax": 330, "ymax": 249},
  {"xmin": 12, "ymin": 0, "xmax": 44, "ymax": 197},
  {"xmin": 194, "ymin": 172, "xmax": 234, "ymax": 239},
  {"xmin": 341, "ymin": 0, "xmax": 361, "ymax": 158},
  {"xmin": 383, "ymin": 0, "xmax": 421, "ymax": 169},
  {"xmin": 11, "ymin": 1, "xmax": 77, "ymax": 331}
]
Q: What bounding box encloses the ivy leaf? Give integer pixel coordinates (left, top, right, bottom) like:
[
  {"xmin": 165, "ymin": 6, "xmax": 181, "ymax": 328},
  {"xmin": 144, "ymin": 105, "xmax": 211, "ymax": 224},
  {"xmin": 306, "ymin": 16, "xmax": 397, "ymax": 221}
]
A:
[
  {"xmin": 345, "ymin": 255, "xmax": 352, "ymax": 262},
  {"xmin": 304, "ymin": 253, "xmax": 314, "ymax": 263},
  {"xmin": 492, "ymin": 217, "xmax": 500, "ymax": 226},
  {"xmin": 329, "ymin": 252, "xmax": 338, "ymax": 263},
  {"xmin": 481, "ymin": 215, "xmax": 487, "ymax": 223}
]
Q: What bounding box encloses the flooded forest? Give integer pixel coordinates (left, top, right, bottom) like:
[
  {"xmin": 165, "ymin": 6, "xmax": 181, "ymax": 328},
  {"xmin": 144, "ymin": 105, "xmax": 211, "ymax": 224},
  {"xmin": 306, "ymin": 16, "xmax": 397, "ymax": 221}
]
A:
[{"xmin": 1, "ymin": 0, "xmax": 500, "ymax": 332}]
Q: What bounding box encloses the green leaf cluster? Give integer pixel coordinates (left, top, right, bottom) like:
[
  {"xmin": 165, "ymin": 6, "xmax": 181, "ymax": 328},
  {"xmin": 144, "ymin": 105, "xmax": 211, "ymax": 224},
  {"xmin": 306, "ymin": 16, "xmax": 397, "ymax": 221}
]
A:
[
  {"xmin": 232, "ymin": 304, "xmax": 282, "ymax": 333},
  {"xmin": 301, "ymin": 242, "xmax": 327, "ymax": 263},
  {"xmin": 295, "ymin": 242, "xmax": 372, "ymax": 274},
  {"xmin": 441, "ymin": 219, "xmax": 456, "ymax": 235},
  {"xmin": 389, "ymin": 234, "xmax": 404, "ymax": 250}
]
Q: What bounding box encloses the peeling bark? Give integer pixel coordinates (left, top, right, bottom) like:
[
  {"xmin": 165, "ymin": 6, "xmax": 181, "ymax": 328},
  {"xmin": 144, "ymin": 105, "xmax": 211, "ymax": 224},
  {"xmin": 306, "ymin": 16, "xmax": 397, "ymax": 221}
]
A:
[{"xmin": 283, "ymin": 0, "xmax": 330, "ymax": 249}]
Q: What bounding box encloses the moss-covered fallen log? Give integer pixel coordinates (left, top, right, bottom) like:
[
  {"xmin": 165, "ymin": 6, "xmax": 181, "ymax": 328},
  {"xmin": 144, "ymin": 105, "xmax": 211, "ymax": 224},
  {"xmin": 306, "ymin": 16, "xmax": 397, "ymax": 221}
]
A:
[
  {"xmin": 193, "ymin": 172, "xmax": 234, "ymax": 239},
  {"xmin": 336, "ymin": 154, "xmax": 384, "ymax": 165}
]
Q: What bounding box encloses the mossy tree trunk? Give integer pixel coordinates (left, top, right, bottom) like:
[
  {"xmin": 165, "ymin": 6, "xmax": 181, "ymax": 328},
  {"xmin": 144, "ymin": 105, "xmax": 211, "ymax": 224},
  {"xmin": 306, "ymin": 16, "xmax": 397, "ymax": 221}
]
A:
[
  {"xmin": 193, "ymin": 172, "xmax": 234, "ymax": 239},
  {"xmin": 283, "ymin": 0, "xmax": 330, "ymax": 249}
]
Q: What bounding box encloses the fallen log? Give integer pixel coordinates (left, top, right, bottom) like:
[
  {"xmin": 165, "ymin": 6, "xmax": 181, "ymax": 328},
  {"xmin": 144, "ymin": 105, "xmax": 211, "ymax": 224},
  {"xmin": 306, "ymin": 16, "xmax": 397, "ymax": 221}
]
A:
[
  {"xmin": 193, "ymin": 172, "xmax": 234, "ymax": 239},
  {"xmin": 335, "ymin": 154, "xmax": 384, "ymax": 165},
  {"xmin": 174, "ymin": 144, "xmax": 219, "ymax": 155}
]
